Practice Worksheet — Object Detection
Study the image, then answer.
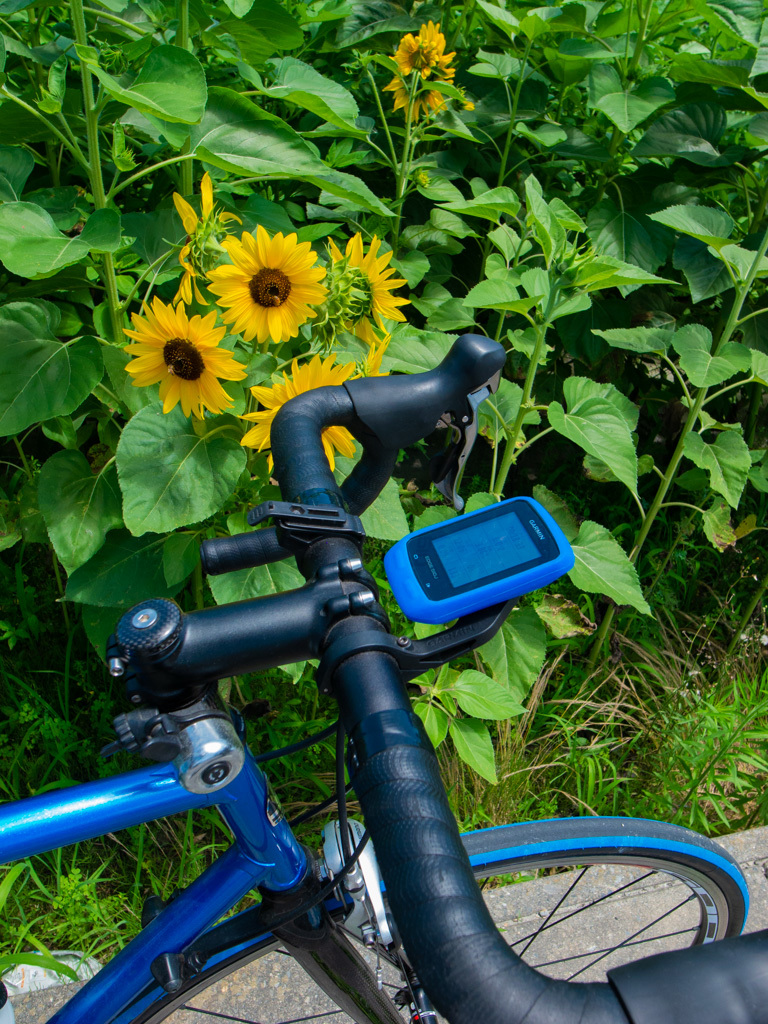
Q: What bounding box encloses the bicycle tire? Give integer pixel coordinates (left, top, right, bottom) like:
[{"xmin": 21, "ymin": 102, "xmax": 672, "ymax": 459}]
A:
[{"xmin": 116, "ymin": 817, "xmax": 747, "ymax": 1024}]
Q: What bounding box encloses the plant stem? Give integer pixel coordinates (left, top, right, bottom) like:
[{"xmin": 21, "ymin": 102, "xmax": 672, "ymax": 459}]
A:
[
  {"xmin": 493, "ymin": 291, "xmax": 558, "ymax": 496},
  {"xmin": 727, "ymin": 563, "xmax": 768, "ymax": 656},
  {"xmin": 12, "ymin": 436, "xmax": 34, "ymax": 482},
  {"xmin": 70, "ymin": 0, "xmax": 123, "ymax": 345},
  {"xmin": 0, "ymin": 88, "xmax": 89, "ymax": 172},
  {"xmin": 745, "ymin": 382, "xmax": 764, "ymax": 448},
  {"xmin": 365, "ymin": 67, "xmax": 398, "ymax": 171},
  {"xmin": 392, "ymin": 73, "xmax": 420, "ymax": 257},
  {"xmin": 176, "ymin": 0, "xmax": 192, "ymax": 197},
  {"xmin": 82, "ymin": 6, "xmax": 145, "ymax": 32},
  {"xmin": 108, "ymin": 153, "xmax": 195, "ymax": 200},
  {"xmin": 51, "ymin": 551, "xmax": 71, "ymax": 633},
  {"xmin": 750, "ymin": 178, "xmax": 768, "ymax": 233},
  {"xmin": 497, "ymin": 37, "xmax": 533, "ymax": 187},
  {"xmin": 587, "ymin": 225, "xmax": 768, "ymax": 666}
]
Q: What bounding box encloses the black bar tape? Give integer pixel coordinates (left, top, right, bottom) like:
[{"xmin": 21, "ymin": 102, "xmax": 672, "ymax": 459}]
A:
[
  {"xmin": 341, "ymin": 445, "xmax": 398, "ymax": 516},
  {"xmin": 200, "ymin": 529, "xmax": 291, "ymax": 576},
  {"xmin": 271, "ymin": 387, "xmax": 355, "ymax": 504},
  {"xmin": 352, "ymin": 740, "xmax": 629, "ymax": 1024},
  {"xmin": 608, "ymin": 928, "xmax": 768, "ymax": 1024}
]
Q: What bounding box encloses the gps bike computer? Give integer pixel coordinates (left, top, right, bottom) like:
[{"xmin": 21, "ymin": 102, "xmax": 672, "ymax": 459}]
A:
[{"xmin": 384, "ymin": 497, "xmax": 574, "ymax": 623}]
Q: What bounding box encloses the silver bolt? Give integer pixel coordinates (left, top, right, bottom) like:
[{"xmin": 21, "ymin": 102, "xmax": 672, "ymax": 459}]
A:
[
  {"xmin": 397, "ymin": 636, "xmax": 411, "ymax": 648},
  {"xmin": 132, "ymin": 608, "xmax": 158, "ymax": 629},
  {"xmin": 130, "ymin": 693, "xmax": 142, "ymax": 704},
  {"xmin": 108, "ymin": 658, "xmax": 125, "ymax": 677}
]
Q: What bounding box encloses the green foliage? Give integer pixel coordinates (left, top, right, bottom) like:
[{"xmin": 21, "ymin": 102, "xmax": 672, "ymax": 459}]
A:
[{"xmin": 1, "ymin": 0, "xmax": 768, "ymax": 959}]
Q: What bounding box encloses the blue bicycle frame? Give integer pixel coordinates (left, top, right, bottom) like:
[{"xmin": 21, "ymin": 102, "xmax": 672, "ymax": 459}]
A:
[{"xmin": 0, "ymin": 747, "xmax": 307, "ymax": 1024}]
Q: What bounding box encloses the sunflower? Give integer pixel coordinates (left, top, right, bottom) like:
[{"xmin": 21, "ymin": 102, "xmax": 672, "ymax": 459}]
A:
[
  {"xmin": 394, "ymin": 21, "xmax": 455, "ymax": 80},
  {"xmin": 327, "ymin": 234, "xmax": 409, "ymax": 343},
  {"xmin": 384, "ymin": 21, "xmax": 456, "ymax": 120},
  {"xmin": 241, "ymin": 354, "xmax": 357, "ymax": 469},
  {"xmin": 124, "ymin": 297, "xmax": 246, "ymax": 419},
  {"xmin": 207, "ymin": 226, "xmax": 327, "ymax": 346},
  {"xmin": 173, "ymin": 172, "xmax": 241, "ymax": 305}
]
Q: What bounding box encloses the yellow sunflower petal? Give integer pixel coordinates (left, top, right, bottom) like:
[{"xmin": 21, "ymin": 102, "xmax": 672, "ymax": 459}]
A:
[{"xmin": 173, "ymin": 193, "xmax": 199, "ymax": 235}]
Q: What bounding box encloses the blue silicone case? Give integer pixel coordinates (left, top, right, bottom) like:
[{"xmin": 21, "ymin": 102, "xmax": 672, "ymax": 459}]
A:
[{"xmin": 384, "ymin": 496, "xmax": 575, "ymax": 624}]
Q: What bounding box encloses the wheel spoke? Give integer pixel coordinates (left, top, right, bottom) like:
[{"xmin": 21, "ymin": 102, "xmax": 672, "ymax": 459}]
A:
[
  {"xmin": 509, "ymin": 869, "xmax": 658, "ymax": 949},
  {"xmin": 518, "ymin": 867, "xmax": 588, "ymax": 957},
  {"xmin": 529, "ymin": 926, "xmax": 699, "ymax": 969},
  {"xmin": 182, "ymin": 1006, "xmax": 346, "ymax": 1024},
  {"xmin": 565, "ymin": 894, "xmax": 696, "ymax": 980}
]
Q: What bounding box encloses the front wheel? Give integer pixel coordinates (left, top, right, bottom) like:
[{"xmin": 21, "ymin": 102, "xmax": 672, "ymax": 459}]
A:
[
  {"xmin": 464, "ymin": 816, "xmax": 748, "ymax": 982},
  {"xmin": 118, "ymin": 817, "xmax": 747, "ymax": 1022}
]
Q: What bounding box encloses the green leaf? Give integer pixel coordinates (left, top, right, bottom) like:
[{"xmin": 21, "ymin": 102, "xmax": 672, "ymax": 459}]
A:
[
  {"xmin": 449, "ymin": 717, "xmax": 497, "ymax": 783},
  {"xmin": 464, "ymin": 271, "xmax": 527, "ymax": 311},
  {"xmin": 413, "ymin": 700, "xmax": 449, "ymax": 747},
  {"xmin": 547, "ymin": 388, "xmax": 638, "ymax": 493},
  {"xmin": 716, "ymin": 244, "xmax": 768, "ymax": 281},
  {"xmin": 451, "ymin": 669, "xmax": 525, "ymax": 719},
  {"xmin": 101, "ymin": 344, "xmax": 155, "ymax": 415},
  {"xmin": 479, "ymin": 378, "xmax": 540, "ymax": 447},
  {"xmin": 215, "ymin": 0, "xmax": 303, "ymax": 62},
  {"xmin": 594, "ymin": 77, "xmax": 675, "ymax": 133},
  {"xmin": 332, "ymin": 2, "xmax": 416, "ymax": 48},
  {"xmin": 382, "ymin": 326, "xmax": 454, "ymax": 373},
  {"xmin": 116, "ymin": 406, "xmax": 247, "ymax": 536},
  {"xmin": 531, "ymin": 485, "xmax": 579, "ymax": 542},
  {"xmin": 359, "ymin": 479, "xmax": 407, "ymax": 541},
  {"xmin": 692, "ymin": 0, "xmax": 762, "ymax": 46},
  {"xmin": 570, "ymin": 520, "xmax": 650, "ymax": 614},
  {"xmin": 258, "ymin": 57, "xmax": 359, "ymax": 131},
  {"xmin": 391, "ymin": 250, "xmax": 429, "ymax": 289},
  {"xmin": 751, "ymin": 349, "xmax": 768, "ymax": 384},
  {"xmin": 38, "ymin": 452, "xmax": 122, "ymax": 573},
  {"xmin": 515, "ymin": 120, "xmax": 567, "ymax": 147},
  {"xmin": 0, "ymin": 327, "xmax": 102, "ymax": 438},
  {"xmin": 480, "ymin": 607, "xmax": 546, "ymax": 702},
  {"xmin": 476, "ymin": 0, "xmax": 518, "ymax": 39},
  {"xmin": 673, "ymin": 235, "xmax": 732, "ymax": 304},
  {"xmin": 683, "ymin": 431, "xmax": 751, "ymax": 507},
  {"xmin": 555, "ymin": 126, "xmax": 611, "ymax": 163},
  {"xmin": 65, "ymin": 531, "xmax": 182, "ymax": 606},
  {"xmin": 671, "ymin": 324, "xmax": 752, "ymax": 387},
  {"xmin": 0, "ymin": 143, "xmax": 34, "ymax": 200},
  {"xmin": 91, "ymin": 45, "xmax": 207, "ymax": 124},
  {"xmin": 162, "ymin": 532, "xmax": 200, "ymax": 588},
  {"xmin": 592, "ymin": 326, "xmax": 673, "ymax": 353},
  {"xmin": 192, "ymin": 88, "xmax": 391, "ymax": 217},
  {"xmin": 701, "ymin": 497, "xmax": 736, "ymax": 551},
  {"xmin": 647, "ymin": 204, "xmax": 734, "ymax": 247},
  {"xmin": 586, "ymin": 199, "xmax": 672, "ymax": 274},
  {"xmin": 208, "ymin": 559, "xmax": 303, "ymax": 604},
  {"xmin": 632, "ymin": 103, "xmax": 738, "ymax": 166},
  {"xmin": 440, "ymin": 186, "xmax": 520, "ymax": 221},
  {"xmin": 524, "ymin": 175, "xmax": 565, "ymax": 265},
  {"xmin": 670, "ymin": 53, "xmax": 751, "ymax": 89},
  {"xmin": 571, "ymin": 255, "xmax": 673, "ymax": 292},
  {"xmin": 536, "ymin": 593, "xmax": 595, "ymax": 637},
  {"xmin": 0, "ymin": 204, "xmax": 120, "ymax": 277}
]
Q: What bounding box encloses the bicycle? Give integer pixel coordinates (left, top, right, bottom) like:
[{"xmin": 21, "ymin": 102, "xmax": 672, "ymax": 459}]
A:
[{"xmin": 2, "ymin": 333, "xmax": 767, "ymax": 1024}]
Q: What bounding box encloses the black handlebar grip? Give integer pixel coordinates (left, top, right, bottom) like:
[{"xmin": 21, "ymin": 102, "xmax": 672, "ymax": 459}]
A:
[
  {"xmin": 341, "ymin": 443, "xmax": 398, "ymax": 516},
  {"xmin": 270, "ymin": 386, "xmax": 355, "ymax": 505},
  {"xmin": 352, "ymin": 736, "xmax": 630, "ymax": 1024},
  {"xmin": 608, "ymin": 928, "xmax": 768, "ymax": 1024},
  {"xmin": 200, "ymin": 529, "xmax": 292, "ymax": 576}
]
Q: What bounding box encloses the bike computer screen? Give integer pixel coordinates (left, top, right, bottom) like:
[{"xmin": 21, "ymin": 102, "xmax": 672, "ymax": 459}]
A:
[{"xmin": 384, "ymin": 497, "xmax": 574, "ymax": 623}]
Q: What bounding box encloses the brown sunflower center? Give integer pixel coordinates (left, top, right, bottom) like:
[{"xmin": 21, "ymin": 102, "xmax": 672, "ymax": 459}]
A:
[
  {"xmin": 249, "ymin": 268, "xmax": 292, "ymax": 308},
  {"xmin": 163, "ymin": 338, "xmax": 205, "ymax": 381}
]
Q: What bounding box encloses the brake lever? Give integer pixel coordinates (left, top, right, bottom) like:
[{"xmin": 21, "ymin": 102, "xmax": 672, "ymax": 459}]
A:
[{"xmin": 430, "ymin": 370, "xmax": 502, "ymax": 512}]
